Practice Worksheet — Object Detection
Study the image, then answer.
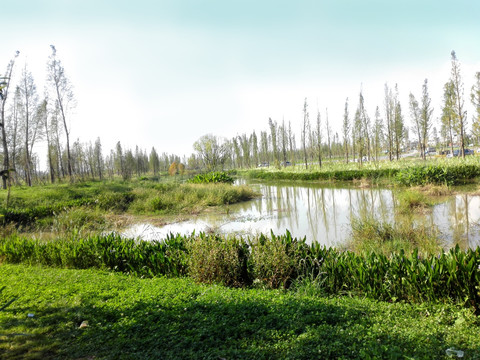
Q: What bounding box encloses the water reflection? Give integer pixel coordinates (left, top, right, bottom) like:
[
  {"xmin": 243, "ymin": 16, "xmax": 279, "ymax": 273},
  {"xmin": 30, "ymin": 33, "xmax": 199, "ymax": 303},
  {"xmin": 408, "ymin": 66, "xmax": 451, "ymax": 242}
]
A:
[{"xmin": 122, "ymin": 181, "xmax": 480, "ymax": 249}]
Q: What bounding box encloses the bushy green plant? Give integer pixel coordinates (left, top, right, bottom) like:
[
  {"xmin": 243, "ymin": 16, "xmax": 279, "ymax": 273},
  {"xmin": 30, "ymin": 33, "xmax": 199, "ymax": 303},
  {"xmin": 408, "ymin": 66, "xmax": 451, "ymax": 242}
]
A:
[
  {"xmin": 187, "ymin": 233, "xmax": 250, "ymax": 287},
  {"xmin": 396, "ymin": 190, "xmax": 432, "ymax": 213},
  {"xmin": 396, "ymin": 164, "xmax": 480, "ymax": 186},
  {"xmin": 187, "ymin": 171, "xmax": 234, "ymax": 184},
  {"xmin": 51, "ymin": 207, "xmax": 107, "ymax": 233},
  {"xmin": 250, "ymin": 231, "xmax": 307, "ymax": 289}
]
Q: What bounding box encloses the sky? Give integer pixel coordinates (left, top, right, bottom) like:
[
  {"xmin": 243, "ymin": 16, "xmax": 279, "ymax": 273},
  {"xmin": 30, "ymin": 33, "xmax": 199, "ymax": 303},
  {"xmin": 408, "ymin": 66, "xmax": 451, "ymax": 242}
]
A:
[{"xmin": 2, "ymin": 0, "xmax": 480, "ymax": 160}]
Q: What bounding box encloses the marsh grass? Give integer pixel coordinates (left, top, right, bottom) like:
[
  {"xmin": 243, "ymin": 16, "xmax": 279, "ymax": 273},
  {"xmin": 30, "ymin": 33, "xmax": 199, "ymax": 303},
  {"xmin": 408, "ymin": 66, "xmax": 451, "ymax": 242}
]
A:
[
  {"xmin": 130, "ymin": 183, "xmax": 259, "ymax": 214},
  {"xmin": 348, "ymin": 216, "xmax": 442, "ymax": 256},
  {"xmin": 396, "ymin": 189, "xmax": 433, "ymax": 213},
  {"xmin": 0, "ymin": 180, "xmax": 259, "ymax": 231}
]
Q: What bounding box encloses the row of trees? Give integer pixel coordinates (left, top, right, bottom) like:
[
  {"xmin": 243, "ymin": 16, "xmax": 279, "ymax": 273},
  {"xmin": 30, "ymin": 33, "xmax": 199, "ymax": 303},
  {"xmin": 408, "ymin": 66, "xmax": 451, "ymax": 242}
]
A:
[
  {"xmin": 0, "ymin": 46, "xmax": 76, "ymax": 189},
  {"xmin": 1, "ymin": 50, "xmax": 479, "ymax": 184},
  {"xmin": 0, "ymin": 46, "xmax": 187, "ymax": 186},
  {"xmin": 193, "ymin": 51, "xmax": 480, "ymax": 170}
]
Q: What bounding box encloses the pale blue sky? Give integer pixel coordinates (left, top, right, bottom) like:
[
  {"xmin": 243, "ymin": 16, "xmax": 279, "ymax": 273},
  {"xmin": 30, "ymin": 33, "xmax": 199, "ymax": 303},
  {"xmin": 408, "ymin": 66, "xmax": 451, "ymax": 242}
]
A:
[{"xmin": 2, "ymin": 0, "xmax": 480, "ymax": 157}]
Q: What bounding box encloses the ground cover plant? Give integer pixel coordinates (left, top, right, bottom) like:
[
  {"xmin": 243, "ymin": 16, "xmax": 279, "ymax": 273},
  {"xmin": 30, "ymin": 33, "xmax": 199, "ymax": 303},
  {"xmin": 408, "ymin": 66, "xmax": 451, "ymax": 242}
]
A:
[{"xmin": 0, "ymin": 263, "xmax": 479, "ymax": 360}]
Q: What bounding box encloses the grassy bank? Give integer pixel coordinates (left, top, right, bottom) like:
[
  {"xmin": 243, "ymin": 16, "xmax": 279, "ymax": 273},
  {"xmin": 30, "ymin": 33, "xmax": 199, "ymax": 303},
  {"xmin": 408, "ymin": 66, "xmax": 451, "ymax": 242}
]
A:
[
  {"xmin": 0, "ymin": 178, "xmax": 258, "ymax": 230},
  {"xmin": 1, "ymin": 263, "xmax": 479, "ymax": 360},
  {"xmin": 240, "ymin": 157, "xmax": 480, "ymax": 186},
  {"xmin": 1, "ymin": 232, "xmax": 479, "ymax": 312}
]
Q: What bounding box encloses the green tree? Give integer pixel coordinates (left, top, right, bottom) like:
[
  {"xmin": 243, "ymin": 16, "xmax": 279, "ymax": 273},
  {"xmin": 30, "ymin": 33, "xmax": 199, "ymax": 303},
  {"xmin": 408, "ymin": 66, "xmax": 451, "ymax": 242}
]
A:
[
  {"xmin": 47, "ymin": 45, "xmax": 75, "ymax": 179},
  {"xmin": 193, "ymin": 134, "xmax": 229, "ymax": 171},
  {"xmin": 315, "ymin": 109, "xmax": 322, "ymax": 167},
  {"xmin": 384, "ymin": 84, "xmax": 395, "ymax": 161},
  {"xmin": 268, "ymin": 118, "xmax": 278, "ymax": 166},
  {"xmin": 302, "ymin": 98, "xmax": 309, "ymax": 169},
  {"xmin": 393, "ymin": 85, "xmax": 404, "ymax": 160},
  {"xmin": 94, "ymin": 137, "xmax": 103, "ymax": 180},
  {"xmin": 441, "ymin": 81, "xmax": 456, "ymax": 155},
  {"xmin": 450, "ymin": 51, "xmax": 467, "ymax": 158},
  {"xmin": 373, "ymin": 106, "xmax": 384, "ymax": 162},
  {"xmin": 471, "ymin": 72, "xmax": 480, "ymax": 144},
  {"xmin": 251, "ymin": 131, "xmax": 259, "ymax": 167},
  {"xmin": 280, "ymin": 120, "xmax": 288, "ymax": 166},
  {"xmin": 325, "ymin": 108, "xmax": 333, "ymax": 159},
  {"xmin": 409, "ymin": 92, "xmax": 422, "ymax": 157},
  {"xmin": 420, "ymin": 79, "xmax": 433, "ymax": 159},
  {"xmin": 149, "ymin": 147, "xmax": 160, "ymax": 175},
  {"xmin": 342, "ymin": 98, "xmax": 350, "ymax": 163},
  {"xmin": 18, "ymin": 64, "xmax": 43, "ymax": 186}
]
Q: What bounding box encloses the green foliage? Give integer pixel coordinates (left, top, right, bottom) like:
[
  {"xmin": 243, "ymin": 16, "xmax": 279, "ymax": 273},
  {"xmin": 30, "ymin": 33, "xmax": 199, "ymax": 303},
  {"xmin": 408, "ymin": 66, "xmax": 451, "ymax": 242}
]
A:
[
  {"xmin": 131, "ymin": 183, "xmax": 258, "ymax": 213},
  {"xmin": 0, "ymin": 233, "xmax": 188, "ymax": 277},
  {"xmin": 396, "ymin": 190, "xmax": 433, "ymax": 213},
  {"xmin": 250, "ymin": 231, "xmax": 307, "ymax": 289},
  {"xmin": 0, "ymin": 179, "xmax": 257, "ymax": 227},
  {"xmin": 243, "ymin": 168, "xmax": 399, "ymax": 182},
  {"xmin": 1, "ymin": 232, "xmax": 479, "ymax": 312},
  {"xmin": 95, "ymin": 192, "xmax": 136, "ymax": 212},
  {"xmin": 187, "ymin": 234, "xmax": 250, "ymax": 287},
  {"xmin": 187, "ymin": 171, "xmax": 235, "ymax": 184},
  {"xmin": 396, "ymin": 164, "xmax": 480, "ymax": 186},
  {"xmin": 2, "ymin": 264, "xmax": 480, "ymax": 359},
  {"xmin": 348, "ymin": 217, "xmax": 442, "ymax": 256},
  {"xmin": 242, "ymin": 158, "xmax": 480, "ymax": 186}
]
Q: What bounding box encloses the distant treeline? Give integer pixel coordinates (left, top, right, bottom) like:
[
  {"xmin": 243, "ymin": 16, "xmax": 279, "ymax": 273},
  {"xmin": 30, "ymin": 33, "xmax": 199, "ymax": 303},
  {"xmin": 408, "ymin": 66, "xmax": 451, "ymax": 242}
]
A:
[{"xmin": 1, "ymin": 49, "xmax": 480, "ymax": 186}]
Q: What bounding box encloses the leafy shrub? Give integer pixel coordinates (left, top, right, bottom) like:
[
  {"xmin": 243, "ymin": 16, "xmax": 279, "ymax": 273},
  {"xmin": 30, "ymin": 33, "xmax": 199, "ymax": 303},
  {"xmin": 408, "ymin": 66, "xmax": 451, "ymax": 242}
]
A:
[
  {"xmin": 188, "ymin": 171, "xmax": 234, "ymax": 184},
  {"xmin": 396, "ymin": 164, "xmax": 480, "ymax": 186},
  {"xmin": 250, "ymin": 231, "xmax": 307, "ymax": 289},
  {"xmin": 187, "ymin": 234, "xmax": 250, "ymax": 287}
]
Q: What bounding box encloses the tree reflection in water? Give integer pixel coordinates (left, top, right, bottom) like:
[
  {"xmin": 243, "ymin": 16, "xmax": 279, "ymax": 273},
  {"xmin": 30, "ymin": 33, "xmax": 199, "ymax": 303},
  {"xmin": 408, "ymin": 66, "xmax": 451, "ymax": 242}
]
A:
[{"xmin": 123, "ymin": 180, "xmax": 480, "ymax": 250}]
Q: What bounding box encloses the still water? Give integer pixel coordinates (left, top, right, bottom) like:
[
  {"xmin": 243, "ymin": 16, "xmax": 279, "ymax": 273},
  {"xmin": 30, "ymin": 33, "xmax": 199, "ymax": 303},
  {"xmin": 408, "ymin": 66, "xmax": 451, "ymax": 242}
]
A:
[{"xmin": 122, "ymin": 181, "xmax": 480, "ymax": 249}]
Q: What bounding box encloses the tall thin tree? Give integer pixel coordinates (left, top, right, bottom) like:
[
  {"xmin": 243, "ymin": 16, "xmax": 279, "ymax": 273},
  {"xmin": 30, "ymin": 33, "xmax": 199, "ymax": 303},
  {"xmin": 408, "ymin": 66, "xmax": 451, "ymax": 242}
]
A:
[
  {"xmin": 342, "ymin": 98, "xmax": 350, "ymax": 163},
  {"xmin": 420, "ymin": 79, "xmax": 433, "ymax": 159},
  {"xmin": 47, "ymin": 45, "xmax": 75, "ymax": 179},
  {"xmin": 0, "ymin": 51, "xmax": 19, "ymax": 189},
  {"xmin": 302, "ymin": 98, "xmax": 309, "ymax": 169},
  {"xmin": 450, "ymin": 51, "xmax": 467, "ymax": 158},
  {"xmin": 471, "ymin": 72, "xmax": 480, "ymax": 144}
]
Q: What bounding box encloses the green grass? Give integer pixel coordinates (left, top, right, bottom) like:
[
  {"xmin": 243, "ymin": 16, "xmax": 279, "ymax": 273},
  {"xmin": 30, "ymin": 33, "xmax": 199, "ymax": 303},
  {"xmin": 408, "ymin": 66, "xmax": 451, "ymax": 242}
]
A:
[
  {"xmin": 0, "ymin": 179, "xmax": 259, "ymax": 230},
  {"xmin": 347, "ymin": 216, "xmax": 442, "ymax": 256},
  {"xmin": 0, "ymin": 263, "xmax": 479, "ymax": 360}
]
